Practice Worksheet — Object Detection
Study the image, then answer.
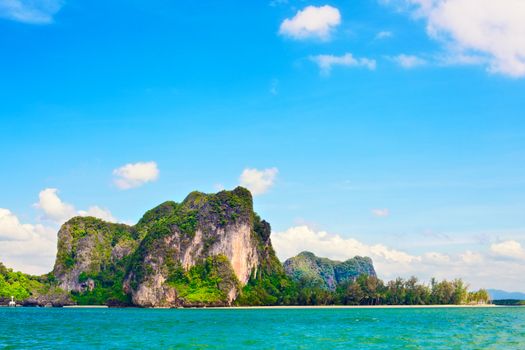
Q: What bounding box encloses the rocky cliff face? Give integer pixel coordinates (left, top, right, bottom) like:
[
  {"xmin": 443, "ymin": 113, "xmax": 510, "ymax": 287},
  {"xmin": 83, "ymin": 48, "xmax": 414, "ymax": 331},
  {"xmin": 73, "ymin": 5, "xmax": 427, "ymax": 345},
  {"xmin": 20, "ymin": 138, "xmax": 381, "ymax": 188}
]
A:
[
  {"xmin": 52, "ymin": 187, "xmax": 286, "ymax": 307},
  {"xmin": 52, "ymin": 217, "xmax": 136, "ymax": 293},
  {"xmin": 284, "ymin": 251, "xmax": 376, "ymax": 291}
]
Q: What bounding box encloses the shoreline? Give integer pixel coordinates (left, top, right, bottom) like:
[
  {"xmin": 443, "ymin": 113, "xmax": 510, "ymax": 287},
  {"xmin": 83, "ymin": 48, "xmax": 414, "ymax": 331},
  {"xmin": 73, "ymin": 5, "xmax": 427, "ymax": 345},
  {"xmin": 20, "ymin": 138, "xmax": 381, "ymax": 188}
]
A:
[
  {"xmin": 63, "ymin": 305, "xmax": 109, "ymax": 309},
  {"xmin": 202, "ymin": 304, "xmax": 498, "ymax": 310},
  {"xmin": 3, "ymin": 304, "xmax": 506, "ymax": 309}
]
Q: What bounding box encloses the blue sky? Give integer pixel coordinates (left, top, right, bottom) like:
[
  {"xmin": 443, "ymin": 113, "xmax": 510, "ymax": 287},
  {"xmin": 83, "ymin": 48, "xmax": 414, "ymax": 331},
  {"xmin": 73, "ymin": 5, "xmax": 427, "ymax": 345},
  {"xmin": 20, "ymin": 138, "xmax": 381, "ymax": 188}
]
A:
[{"xmin": 1, "ymin": 0, "xmax": 525, "ymax": 291}]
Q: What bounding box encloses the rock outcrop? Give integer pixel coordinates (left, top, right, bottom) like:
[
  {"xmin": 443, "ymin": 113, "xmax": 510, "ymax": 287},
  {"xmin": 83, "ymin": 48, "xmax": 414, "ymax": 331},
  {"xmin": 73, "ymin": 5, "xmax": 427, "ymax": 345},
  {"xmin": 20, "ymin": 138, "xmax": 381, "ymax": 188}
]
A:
[
  {"xmin": 52, "ymin": 217, "xmax": 136, "ymax": 293},
  {"xmin": 284, "ymin": 251, "xmax": 376, "ymax": 291},
  {"xmin": 52, "ymin": 187, "xmax": 287, "ymax": 307}
]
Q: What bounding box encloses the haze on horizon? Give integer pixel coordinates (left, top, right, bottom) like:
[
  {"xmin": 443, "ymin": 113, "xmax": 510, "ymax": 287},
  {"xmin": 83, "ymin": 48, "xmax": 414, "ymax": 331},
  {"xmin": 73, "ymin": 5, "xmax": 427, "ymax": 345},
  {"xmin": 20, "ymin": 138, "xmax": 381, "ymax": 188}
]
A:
[{"xmin": 1, "ymin": 0, "xmax": 524, "ymax": 292}]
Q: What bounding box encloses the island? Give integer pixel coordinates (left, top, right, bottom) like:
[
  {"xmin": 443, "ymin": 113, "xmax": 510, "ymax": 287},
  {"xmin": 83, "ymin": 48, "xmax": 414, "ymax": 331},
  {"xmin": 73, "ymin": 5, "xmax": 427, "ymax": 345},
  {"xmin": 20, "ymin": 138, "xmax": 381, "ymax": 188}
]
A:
[{"xmin": 0, "ymin": 187, "xmax": 490, "ymax": 307}]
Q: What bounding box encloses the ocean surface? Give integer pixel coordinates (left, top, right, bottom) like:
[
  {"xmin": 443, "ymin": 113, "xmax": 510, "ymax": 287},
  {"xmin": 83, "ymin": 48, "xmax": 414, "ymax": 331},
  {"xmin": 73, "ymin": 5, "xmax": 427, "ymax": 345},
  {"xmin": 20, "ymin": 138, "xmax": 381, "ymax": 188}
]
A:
[{"xmin": 1, "ymin": 307, "xmax": 524, "ymax": 349}]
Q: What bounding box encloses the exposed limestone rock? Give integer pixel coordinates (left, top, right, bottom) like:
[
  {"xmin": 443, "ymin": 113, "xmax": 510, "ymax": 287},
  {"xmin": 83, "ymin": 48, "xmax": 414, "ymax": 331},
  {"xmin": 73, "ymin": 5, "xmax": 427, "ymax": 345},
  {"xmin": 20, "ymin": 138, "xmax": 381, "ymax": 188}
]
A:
[
  {"xmin": 52, "ymin": 187, "xmax": 283, "ymax": 307},
  {"xmin": 52, "ymin": 217, "xmax": 136, "ymax": 293},
  {"xmin": 208, "ymin": 223, "xmax": 259, "ymax": 285}
]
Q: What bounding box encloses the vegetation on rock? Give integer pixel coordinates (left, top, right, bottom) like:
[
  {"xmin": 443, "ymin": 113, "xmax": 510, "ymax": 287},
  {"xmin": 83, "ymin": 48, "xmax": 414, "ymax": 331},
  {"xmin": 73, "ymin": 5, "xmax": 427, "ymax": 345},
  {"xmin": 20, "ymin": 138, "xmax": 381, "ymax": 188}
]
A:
[
  {"xmin": 284, "ymin": 251, "xmax": 376, "ymax": 291},
  {"xmin": 0, "ymin": 263, "xmax": 70, "ymax": 306},
  {"xmin": 48, "ymin": 187, "xmax": 291, "ymax": 307},
  {"xmin": 166, "ymin": 255, "xmax": 240, "ymax": 305}
]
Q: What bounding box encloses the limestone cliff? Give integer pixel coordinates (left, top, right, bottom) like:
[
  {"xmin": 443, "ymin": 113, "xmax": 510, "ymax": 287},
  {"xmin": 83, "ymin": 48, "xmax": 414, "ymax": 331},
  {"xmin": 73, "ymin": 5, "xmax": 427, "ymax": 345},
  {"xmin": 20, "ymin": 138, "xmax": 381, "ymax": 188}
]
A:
[
  {"xmin": 52, "ymin": 217, "xmax": 137, "ymax": 294},
  {"xmin": 284, "ymin": 251, "xmax": 376, "ymax": 291},
  {"xmin": 52, "ymin": 187, "xmax": 288, "ymax": 307}
]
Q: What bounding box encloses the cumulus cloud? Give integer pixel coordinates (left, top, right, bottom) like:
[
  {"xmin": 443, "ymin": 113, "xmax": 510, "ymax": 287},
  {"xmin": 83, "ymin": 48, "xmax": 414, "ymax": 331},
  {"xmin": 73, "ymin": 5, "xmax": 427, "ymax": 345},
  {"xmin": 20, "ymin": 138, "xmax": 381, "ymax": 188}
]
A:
[
  {"xmin": 279, "ymin": 5, "xmax": 341, "ymax": 41},
  {"xmin": 271, "ymin": 226, "xmax": 420, "ymax": 265},
  {"xmin": 392, "ymin": 54, "xmax": 427, "ymax": 68},
  {"xmin": 310, "ymin": 53, "xmax": 377, "ymax": 75},
  {"xmin": 460, "ymin": 250, "xmax": 483, "ymax": 265},
  {"xmin": 113, "ymin": 161, "xmax": 159, "ymax": 190},
  {"xmin": 491, "ymin": 240, "xmax": 525, "ymax": 260},
  {"xmin": 35, "ymin": 188, "xmax": 76, "ymax": 223},
  {"xmin": 0, "ymin": 209, "xmax": 56, "ymax": 274},
  {"xmin": 271, "ymin": 225, "xmax": 525, "ymax": 290},
  {"xmin": 372, "ymin": 208, "xmax": 390, "ymax": 217},
  {"xmin": 35, "ymin": 188, "xmax": 117, "ymax": 224},
  {"xmin": 1, "ymin": 209, "xmax": 41, "ymax": 241},
  {"xmin": 271, "ymin": 225, "xmax": 421, "ymax": 278},
  {"xmin": 389, "ymin": 0, "xmax": 525, "ymax": 77},
  {"xmin": 239, "ymin": 167, "xmax": 278, "ymax": 196},
  {"xmin": 0, "ymin": 0, "xmax": 64, "ymax": 24}
]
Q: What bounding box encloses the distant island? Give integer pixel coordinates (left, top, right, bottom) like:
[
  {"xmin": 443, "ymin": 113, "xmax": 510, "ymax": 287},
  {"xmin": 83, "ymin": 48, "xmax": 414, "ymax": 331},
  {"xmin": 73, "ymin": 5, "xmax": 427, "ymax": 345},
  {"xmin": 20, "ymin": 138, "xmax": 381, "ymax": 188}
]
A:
[{"xmin": 1, "ymin": 187, "xmax": 491, "ymax": 307}]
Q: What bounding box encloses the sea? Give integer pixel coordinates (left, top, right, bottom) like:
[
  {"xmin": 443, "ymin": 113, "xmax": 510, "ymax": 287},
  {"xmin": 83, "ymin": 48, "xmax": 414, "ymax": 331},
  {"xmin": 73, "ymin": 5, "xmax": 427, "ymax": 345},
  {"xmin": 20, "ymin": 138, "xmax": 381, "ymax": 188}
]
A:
[{"xmin": 1, "ymin": 307, "xmax": 524, "ymax": 349}]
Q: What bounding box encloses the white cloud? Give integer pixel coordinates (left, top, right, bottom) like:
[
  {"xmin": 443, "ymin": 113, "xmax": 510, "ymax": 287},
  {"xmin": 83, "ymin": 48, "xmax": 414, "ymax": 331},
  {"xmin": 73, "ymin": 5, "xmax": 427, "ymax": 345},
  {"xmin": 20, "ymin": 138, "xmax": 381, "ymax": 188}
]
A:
[
  {"xmin": 113, "ymin": 161, "xmax": 159, "ymax": 190},
  {"xmin": 0, "ymin": 209, "xmax": 56, "ymax": 275},
  {"xmin": 310, "ymin": 53, "xmax": 377, "ymax": 75},
  {"xmin": 239, "ymin": 167, "xmax": 278, "ymax": 195},
  {"xmin": 279, "ymin": 5, "xmax": 341, "ymax": 41},
  {"xmin": 35, "ymin": 188, "xmax": 76, "ymax": 223},
  {"xmin": 391, "ymin": 0, "xmax": 525, "ymax": 77},
  {"xmin": 491, "ymin": 240, "xmax": 525, "ymax": 260},
  {"xmin": 0, "ymin": 208, "xmax": 39, "ymax": 241},
  {"xmin": 271, "ymin": 225, "xmax": 525, "ymax": 290},
  {"xmin": 376, "ymin": 30, "xmax": 393, "ymax": 39},
  {"xmin": 271, "ymin": 225, "xmax": 421, "ymax": 278},
  {"xmin": 423, "ymin": 251, "xmax": 451, "ymax": 264},
  {"xmin": 36, "ymin": 188, "xmax": 117, "ymax": 224},
  {"xmin": 0, "ymin": 0, "xmax": 63, "ymax": 24},
  {"xmin": 460, "ymin": 250, "xmax": 483, "ymax": 265},
  {"xmin": 371, "ymin": 243, "xmax": 419, "ymax": 264},
  {"xmin": 372, "ymin": 208, "xmax": 390, "ymax": 217},
  {"xmin": 393, "ymin": 54, "xmax": 427, "ymax": 68}
]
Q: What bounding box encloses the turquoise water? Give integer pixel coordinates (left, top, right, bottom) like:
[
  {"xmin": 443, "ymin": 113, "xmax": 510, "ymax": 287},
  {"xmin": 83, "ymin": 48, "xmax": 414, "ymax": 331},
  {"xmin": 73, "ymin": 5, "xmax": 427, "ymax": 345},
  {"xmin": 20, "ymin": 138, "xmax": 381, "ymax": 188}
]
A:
[{"xmin": 1, "ymin": 307, "xmax": 524, "ymax": 349}]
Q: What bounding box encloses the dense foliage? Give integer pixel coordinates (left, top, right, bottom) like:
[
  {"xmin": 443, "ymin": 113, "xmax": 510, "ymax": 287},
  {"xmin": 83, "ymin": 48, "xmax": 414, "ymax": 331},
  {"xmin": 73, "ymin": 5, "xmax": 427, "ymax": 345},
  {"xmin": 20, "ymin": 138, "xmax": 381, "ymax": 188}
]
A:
[
  {"xmin": 292, "ymin": 274, "xmax": 490, "ymax": 306},
  {"xmin": 0, "ymin": 263, "xmax": 39, "ymax": 300},
  {"xmin": 166, "ymin": 255, "xmax": 240, "ymax": 305},
  {"xmin": 492, "ymin": 299, "xmax": 525, "ymax": 306},
  {"xmin": 284, "ymin": 251, "xmax": 376, "ymax": 291},
  {"xmin": 71, "ymin": 263, "xmax": 132, "ymax": 306},
  {"xmin": 0, "ymin": 263, "xmax": 69, "ymax": 305}
]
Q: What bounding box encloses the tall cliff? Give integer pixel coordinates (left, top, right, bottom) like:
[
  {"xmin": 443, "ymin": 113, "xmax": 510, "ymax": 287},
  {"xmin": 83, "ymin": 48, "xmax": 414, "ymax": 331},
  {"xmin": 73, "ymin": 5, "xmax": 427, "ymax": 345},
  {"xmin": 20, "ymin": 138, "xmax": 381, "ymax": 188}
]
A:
[
  {"xmin": 53, "ymin": 217, "xmax": 137, "ymax": 295},
  {"xmin": 284, "ymin": 251, "xmax": 376, "ymax": 291},
  {"xmin": 52, "ymin": 187, "xmax": 290, "ymax": 307}
]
